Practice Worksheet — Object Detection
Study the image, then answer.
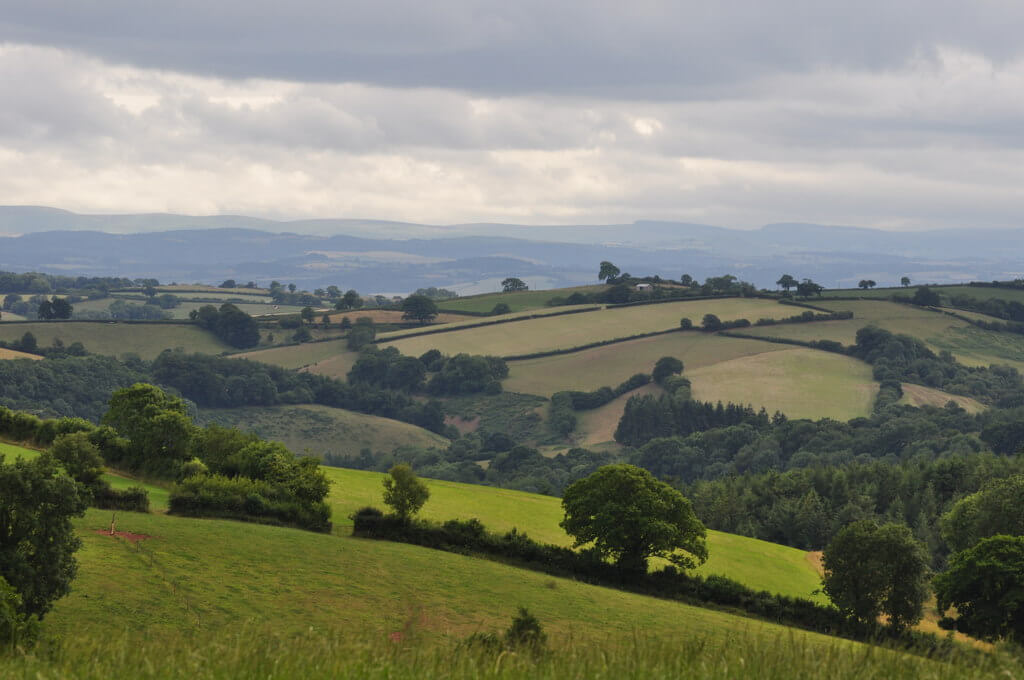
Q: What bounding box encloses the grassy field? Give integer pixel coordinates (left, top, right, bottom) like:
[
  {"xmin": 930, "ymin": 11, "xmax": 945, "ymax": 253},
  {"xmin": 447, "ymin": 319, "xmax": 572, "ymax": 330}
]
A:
[
  {"xmin": 377, "ymin": 305, "xmax": 602, "ymax": 341},
  {"xmin": 687, "ymin": 348, "xmax": 878, "ymax": 421},
  {"xmin": 826, "ymin": 285, "xmax": 1024, "ymax": 304},
  {"xmin": 0, "ymin": 440, "xmax": 41, "ymax": 460},
  {"xmin": 385, "ymin": 299, "xmax": 797, "ymax": 359},
  {"xmin": 437, "ymin": 286, "xmax": 609, "ymax": 314},
  {"xmin": 574, "ymin": 384, "xmax": 664, "ymax": 447},
  {"xmin": 234, "ymin": 338, "xmax": 353, "ymax": 369},
  {"xmin": 898, "ymin": 384, "xmax": 985, "ymax": 413},
  {"xmin": 321, "ymin": 468, "xmax": 824, "ymax": 602},
  {"xmin": 503, "ymin": 332, "xmax": 793, "ymax": 397},
  {"xmin": 0, "ymin": 321, "xmax": 230, "ymax": 359},
  {"xmin": 0, "ymin": 346, "xmax": 42, "ymax": 360},
  {"xmin": 0, "ymin": 311, "xmax": 27, "ymax": 322},
  {"xmin": 330, "ymin": 309, "xmax": 468, "ymax": 325},
  {"xmin": 744, "ymin": 300, "xmax": 1024, "ymax": 371},
  {"xmin": 198, "ymin": 404, "xmax": 450, "ymax": 460}
]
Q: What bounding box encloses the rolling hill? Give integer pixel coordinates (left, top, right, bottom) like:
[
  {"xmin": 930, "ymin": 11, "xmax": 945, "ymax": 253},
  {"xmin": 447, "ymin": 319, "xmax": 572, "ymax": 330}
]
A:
[{"xmin": 0, "ymin": 322, "xmax": 231, "ymax": 359}]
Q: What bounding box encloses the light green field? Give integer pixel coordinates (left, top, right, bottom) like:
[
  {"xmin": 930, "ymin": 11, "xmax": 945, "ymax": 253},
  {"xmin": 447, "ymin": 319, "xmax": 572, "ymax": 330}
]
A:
[
  {"xmin": 687, "ymin": 348, "xmax": 878, "ymax": 420},
  {"xmin": 437, "ymin": 286, "xmax": 609, "ymax": 314},
  {"xmin": 898, "ymin": 384, "xmax": 985, "ymax": 413},
  {"xmin": 504, "ymin": 332, "xmax": 792, "ymax": 397},
  {"xmin": 0, "ymin": 322, "xmax": 230, "ymax": 359},
  {"xmin": 322, "ymin": 468, "xmax": 824, "ymax": 602},
  {"xmin": 234, "ymin": 338, "xmax": 354, "ymax": 369},
  {"xmin": 385, "ymin": 299, "xmax": 797, "ymax": 359},
  {"xmin": 0, "ymin": 440, "xmax": 40, "ymax": 461},
  {"xmin": 198, "ymin": 404, "xmax": 449, "ymax": 460},
  {"xmin": 826, "ymin": 285, "xmax": 1024, "ymax": 305},
  {"xmin": 744, "ymin": 300, "xmax": 1024, "ymax": 372},
  {"xmin": 378, "ymin": 305, "xmax": 602, "ymax": 341}
]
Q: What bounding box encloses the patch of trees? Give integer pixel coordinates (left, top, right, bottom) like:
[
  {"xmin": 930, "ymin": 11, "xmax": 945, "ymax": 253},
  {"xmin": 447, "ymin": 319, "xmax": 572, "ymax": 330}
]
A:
[
  {"xmin": 414, "ymin": 287, "xmax": 458, "ymax": 300},
  {"xmin": 752, "ymin": 309, "xmax": 853, "ymax": 326},
  {"xmin": 400, "ymin": 294, "xmax": 439, "ymax": 324},
  {"xmin": 268, "ymin": 281, "xmax": 322, "ymax": 307},
  {"xmin": 348, "ymin": 346, "xmax": 508, "ymax": 396},
  {"xmin": 501, "ymin": 277, "xmax": 528, "ymax": 292},
  {"xmin": 850, "ymin": 326, "xmax": 1024, "ymax": 406},
  {"xmin": 36, "ymin": 296, "xmax": 73, "ymax": 320},
  {"xmin": 190, "ymin": 303, "xmax": 261, "ymax": 348},
  {"xmin": 615, "ymin": 394, "xmax": 772, "ymax": 447},
  {"xmin": 548, "ymin": 373, "xmax": 653, "ymax": 437},
  {"xmin": 0, "ymin": 270, "xmax": 136, "ymax": 295}
]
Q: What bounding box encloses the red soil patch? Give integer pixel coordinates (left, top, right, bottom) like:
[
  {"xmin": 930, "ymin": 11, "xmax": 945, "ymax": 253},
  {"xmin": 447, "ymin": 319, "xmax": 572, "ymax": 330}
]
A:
[
  {"xmin": 806, "ymin": 550, "xmax": 824, "ymax": 577},
  {"xmin": 94, "ymin": 529, "xmax": 152, "ymax": 542},
  {"xmin": 445, "ymin": 415, "xmax": 481, "ymax": 434}
]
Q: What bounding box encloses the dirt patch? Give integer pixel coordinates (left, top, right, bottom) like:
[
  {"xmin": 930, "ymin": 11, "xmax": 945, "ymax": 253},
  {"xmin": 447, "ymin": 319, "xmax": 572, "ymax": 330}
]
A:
[
  {"xmin": 445, "ymin": 415, "xmax": 481, "ymax": 434},
  {"xmin": 94, "ymin": 529, "xmax": 153, "ymax": 542},
  {"xmin": 806, "ymin": 550, "xmax": 824, "ymax": 577}
]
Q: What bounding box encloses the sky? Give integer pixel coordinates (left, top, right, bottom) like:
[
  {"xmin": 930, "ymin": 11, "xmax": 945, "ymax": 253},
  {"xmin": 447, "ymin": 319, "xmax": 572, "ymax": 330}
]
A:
[{"xmin": 1, "ymin": 1, "xmax": 1023, "ymax": 230}]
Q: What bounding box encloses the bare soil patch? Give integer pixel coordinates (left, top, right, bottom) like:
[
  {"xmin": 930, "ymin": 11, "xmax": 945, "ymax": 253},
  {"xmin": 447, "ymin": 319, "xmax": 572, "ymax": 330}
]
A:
[{"xmin": 94, "ymin": 529, "xmax": 153, "ymax": 542}]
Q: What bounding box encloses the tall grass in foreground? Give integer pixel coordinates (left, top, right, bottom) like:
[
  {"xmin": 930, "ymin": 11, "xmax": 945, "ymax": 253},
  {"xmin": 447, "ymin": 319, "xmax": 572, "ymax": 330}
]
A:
[{"xmin": 1, "ymin": 627, "xmax": 1019, "ymax": 680}]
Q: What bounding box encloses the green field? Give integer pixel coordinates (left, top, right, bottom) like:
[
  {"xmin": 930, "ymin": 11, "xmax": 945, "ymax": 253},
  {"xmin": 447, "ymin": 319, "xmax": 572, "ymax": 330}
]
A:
[
  {"xmin": 0, "ymin": 440, "xmax": 40, "ymax": 461},
  {"xmin": 437, "ymin": 285, "xmax": 609, "ymax": 314},
  {"xmin": 0, "ymin": 322, "xmax": 230, "ymax": 359},
  {"xmin": 198, "ymin": 404, "xmax": 450, "ymax": 460},
  {"xmin": 898, "ymin": 384, "xmax": 985, "ymax": 413},
  {"xmin": 503, "ymin": 332, "xmax": 793, "ymax": 397},
  {"xmin": 378, "ymin": 304, "xmax": 602, "ymax": 341},
  {"xmin": 234, "ymin": 337, "xmax": 353, "ymax": 369},
  {"xmin": 687, "ymin": 348, "xmax": 878, "ymax": 420},
  {"xmin": 574, "ymin": 383, "xmax": 664, "ymax": 447},
  {"xmin": 826, "ymin": 285, "xmax": 1024, "ymax": 305},
  {"xmin": 385, "ymin": 299, "xmax": 798, "ymax": 359}
]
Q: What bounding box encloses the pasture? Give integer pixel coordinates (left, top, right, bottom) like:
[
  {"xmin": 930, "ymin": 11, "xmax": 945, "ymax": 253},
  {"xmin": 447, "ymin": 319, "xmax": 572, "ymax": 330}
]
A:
[
  {"xmin": 574, "ymin": 383, "xmax": 664, "ymax": 447},
  {"xmin": 376, "ymin": 304, "xmax": 602, "ymax": 341},
  {"xmin": 198, "ymin": 404, "xmax": 450, "ymax": 460},
  {"xmin": 329, "ymin": 309, "xmax": 467, "ymax": 325},
  {"xmin": 686, "ymin": 348, "xmax": 878, "ymax": 421},
  {"xmin": 0, "ymin": 347, "xmax": 42, "ymax": 360},
  {"xmin": 235, "ymin": 338, "xmax": 354, "ymax": 370},
  {"xmin": 0, "ymin": 322, "xmax": 231, "ymax": 359},
  {"xmin": 898, "ymin": 384, "xmax": 985, "ymax": 413},
  {"xmin": 384, "ymin": 299, "xmax": 797, "ymax": 359},
  {"xmin": 825, "ymin": 285, "xmax": 1024, "ymax": 305},
  {"xmin": 0, "ymin": 440, "xmax": 40, "ymax": 460},
  {"xmin": 503, "ymin": 332, "xmax": 792, "ymax": 397},
  {"xmin": 437, "ymin": 285, "xmax": 609, "ymax": 314},
  {"xmin": 0, "ymin": 311, "xmax": 27, "ymax": 322}
]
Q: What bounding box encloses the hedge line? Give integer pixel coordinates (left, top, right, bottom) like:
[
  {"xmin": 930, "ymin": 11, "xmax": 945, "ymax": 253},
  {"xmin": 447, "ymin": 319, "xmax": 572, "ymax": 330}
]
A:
[
  {"xmin": 503, "ymin": 327, "xmax": 684, "ymax": 361},
  {"xmin": 776, "ymin": 299, "xmax": 844, "ymax": 313},
  {"xmin": 376, "ymin": 306, "xmax": 603, "ymax": 344},
  {"xmin": 718, "ymin": 331, "xmax": 847, "ymax": 354},
  {"xmin": 351, "ymin": 509, "xmax": 950, "ymax": 654},
  {"xmin": 604, "ymin": 294, "xmax": 759, "ymax": 309},
  {"xmin": 169, "ymin": 474, "xmax": 331, "ymax": 532}
]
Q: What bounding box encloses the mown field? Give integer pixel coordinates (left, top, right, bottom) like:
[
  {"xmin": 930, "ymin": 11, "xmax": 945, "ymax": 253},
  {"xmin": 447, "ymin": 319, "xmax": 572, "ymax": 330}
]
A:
[
  {"xmin": 436, "ymin": 285, "xmax": 608, "ymax": 314},
  {"xmin": 0, "ymin": 347, "xmax": 42, "ymax": 360},
  {"xmin": 503, "ymin": 332, "xmax": 793, "ymax": 397},
  {"xmin": 384, "ymin": 299, "xmax": 798, "ymax": 359},
  {"xmin": 686, "ymin": 348, "xmax": 878, "ymax": 421},
  {"xmin": 898, "ymin": 384, "xmax": 985, "ymax": 413},
  {"xmin": 377, "ymin": 305, "xmax": 603, "ymax": 341},
  {"xmin": 826, "ymin": 284, "xmax": 1024, "ymax": 304},
  {"xmin": 0, "ymin": 322, "xmax": 231, "ymax": 359},
  {"xmin": 234, "ymin": 337, "xmax": 352, "ymax": 369},
  {"xmin": 744, "ymin": 300, "xmax": 1024, "ymax": 371},
  {"xmin": 198, "ymin": 404, "xmax": 450, "ymax": 460}
]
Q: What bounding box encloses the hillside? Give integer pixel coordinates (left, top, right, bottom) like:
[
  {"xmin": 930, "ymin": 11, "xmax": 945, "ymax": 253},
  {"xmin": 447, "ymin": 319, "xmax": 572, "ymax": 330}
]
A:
[{"xmin": 0, "ymin": 322, "xmax": 231, "ymax": 359}]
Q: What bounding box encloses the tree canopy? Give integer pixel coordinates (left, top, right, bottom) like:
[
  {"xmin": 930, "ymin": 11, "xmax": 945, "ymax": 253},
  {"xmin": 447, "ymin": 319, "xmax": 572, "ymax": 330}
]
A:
[
  {"xmin": 598, "ymin": 261, "xmax": 620, "ymax": 283},
  {"xmin": 822, "ymin": 520, "xmax": 931, "ymax": 631},
  {"xmin": 934, "ymin": 534, "xmax": 1024, "ymax": 641},
  {"xmin": 101, "ymin": 383, "xmax": 194, "ymax": 476},
  {"xmin": 382, "ymin": 464, "xmax": 430, "ymax": 520},
  {"xmin": 560, "ymin": 464, "xmax": 707, "ymax": 575},
  {"xmin": 401, "ymin": 295, "xmax": 439, "ymax": 324},
  {"xmin": 501, "ymin": 277, "xmax": 528, "ymax": 292},
  {"xmin": 940, "ymin": 475, "xmax": 1024, "ymax": 553}
]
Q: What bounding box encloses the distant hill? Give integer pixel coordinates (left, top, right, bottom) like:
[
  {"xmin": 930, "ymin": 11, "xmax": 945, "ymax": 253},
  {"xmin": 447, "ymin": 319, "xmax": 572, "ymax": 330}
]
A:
[{"xmin": 1, "ymin": 206, "xmax": 1022, "ymax": 293}]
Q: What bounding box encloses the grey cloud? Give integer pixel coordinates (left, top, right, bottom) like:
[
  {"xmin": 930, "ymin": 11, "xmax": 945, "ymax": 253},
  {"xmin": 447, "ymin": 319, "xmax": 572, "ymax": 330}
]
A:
[{"xmin": 3, "ymin": 1, "xmax": 1024, "ymax": 95}]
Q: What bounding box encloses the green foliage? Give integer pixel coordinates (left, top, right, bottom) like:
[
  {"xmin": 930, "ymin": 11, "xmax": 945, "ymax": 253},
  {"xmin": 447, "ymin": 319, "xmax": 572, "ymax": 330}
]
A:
[
  {"xmin": 501, "ymin": 277, "xmax": 528, "ymax": 293},
  {"xmin": 940, "ymin": 475, "xmax": 1024, "ymax": 553},
  {"xmin": 0, "ymin": 575, "xmax": 39, "ymax": 648},
  {"xmin": 702, "ymin": 313, "xmax": 723, "ymax": 331},
  {"xmin": 401, "ymin": 295, "xmax": 439, "ymax": 324},
  {"xmin": 615, "ymin": 395, "xmax": 768, "ymax": 447},
  {"xmin": 190, "ymin": 303, "xmax": 260, "ymax": 348},
  {"xmin": 169, "ymin": 473, "xmax": 331, "ymax": 532},
  {"xmin": 382, "ymin": 464, "xmax": 430, "ymax": 520},
  {"xmin": 49, "ymin": 432, "xmax": 105, "ymax": 492},
  {"xmin": 490, "ymin": 302, "xmax": 511, "ymax": 315},
  {"xmin": 652, "ymin": 356, "xmax": 684, "ymax": 384},
  {"xmin": 425, "ymin": 353, "xmax": 508, "ymax": 396},
  {"xmin": 598, "ymin": 261, "xmax": 620, "ymax": 282},
  {"xmin": 911, "ymin": 286, "xmax": 941, "ymax": 307},
  {"xmin": 0, "ymin": 453, "xmax": 87, "ymax": 617},
  {"xmin": 504, "ymin": 607, "xmax": 547, "ymax": 652},
  {"xmin": 101, "ymin": 383, "xmax": 194, "ymax": 476},
  {"xmin": 346, "ymin": 321, "xmax": 376, "ymax": 350},
  {"xmin": 822, "ymin": 521, "xmax": 931, "ymax": 631},
  {"xmin": 934, "ymin": 534, "xmax": 1024, "ymax": 641},
  {"xmin": 560, "ymin": 464, "xmax": 707, "ymax": 575}
]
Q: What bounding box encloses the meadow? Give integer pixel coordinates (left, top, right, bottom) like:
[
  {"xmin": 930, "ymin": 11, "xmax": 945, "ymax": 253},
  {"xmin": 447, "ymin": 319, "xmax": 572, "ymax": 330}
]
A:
[
  {"xmin": 686, "ymin": 348, "xmax": 878, "ymax": 421},
  {"xmin": 384, "ymin": 299, "xmax": 797, "ymax": 359},
  {"xmin": 503, "ymin": 332, "xmax": 793, "ymax": 396},
  {"xmin": 825, "ymin": 284, "xmax": 1024, "ymax": 305},
  {"xmin": 0, "ymin": 347, "xmax": 42, "ymax": 360},
  {"xmin": 898, "ymin": 384, "xmax": 985, "ymax": 413},
  {"xmin": 198, "ymin": 404, "xmax": 450, "ymax": 460},
  {"xmin": 234, "ymin": 338, "xmax": 352, "ymax": 369},
  {"xmin": 0, "ymin": 321, "xmax": 231, "ymax": 359},
  {"xmin": 437, "ymin": 285, "xmax": 608, "ymax": 314}
]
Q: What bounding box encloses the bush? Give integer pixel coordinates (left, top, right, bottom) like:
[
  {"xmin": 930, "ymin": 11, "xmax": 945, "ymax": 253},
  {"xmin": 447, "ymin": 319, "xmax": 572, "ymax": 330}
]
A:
[
  {"xmin": 92, "ymin": 485, "xmax": 150, "ymax": 512},
  {"xmin": 170, "ymin": 474, "xmax": 331, "ymax": 532},
  {"xmin": 0, "ymin": 576, "xmax": 39, "ymax": 648}
]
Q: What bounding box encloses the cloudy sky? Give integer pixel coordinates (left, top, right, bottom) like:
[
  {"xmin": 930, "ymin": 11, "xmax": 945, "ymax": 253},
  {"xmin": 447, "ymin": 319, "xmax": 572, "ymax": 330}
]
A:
[{"xmin": 1, "ymin": 1, "xmax": 1023, "ymax": 229}]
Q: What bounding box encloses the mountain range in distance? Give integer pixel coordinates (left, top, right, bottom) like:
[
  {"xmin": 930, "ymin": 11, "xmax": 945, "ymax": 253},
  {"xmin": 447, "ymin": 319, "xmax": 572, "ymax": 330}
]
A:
[{"xmin": 0, "ymin": 206, "xmax": 1021, "ymax": 295}]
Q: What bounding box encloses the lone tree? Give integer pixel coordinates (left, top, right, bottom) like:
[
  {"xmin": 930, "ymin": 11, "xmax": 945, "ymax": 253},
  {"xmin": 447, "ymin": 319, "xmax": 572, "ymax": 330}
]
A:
[
  {"xmin": 911, "ymin": 286, "xmax": 941, "ymax": 307},
  {"xmin": 796, "ymin": 279, "xmax": 824, "ymax": 297},
  {"xmin": 901, "ymin": 276, "xmax": 911, "ymax": 287},
  {"xmin": 560, "ymin": 464, "xmax": 707, "ymax": 576},
  {"xmin": 776, "ymin": 274, "xmax": 797, "ymax": 293},
  {"xmin": 401, "ymin": 295, "xmax": 439, "ymax": 325},
  {"xmin": 501, "ymin": 277, "xmax": 528, "ymax": 292},
  {"xmin": 652, "ymin": 356, "xmax": 684, "ymax": 384},
  {"xmin": 701, "ymin": 313, "xmax": 723, "ymax": 331},
  {"xmin": 598, "ymin": 261, "xmax": 621, "ymax": 283},
  {"xmin": 858, "ymin": 279, "xmax": 877, "ymax": 290},
  {"xmin": 934, "ymin": 534, "xmax": 1024, "ymax": 642},
  {"xmin": 939, "ymin": 475, "xmax": 1024, "ymax": 553},
  {"xmin": 822, "ymin": 520, "xmax": 931, "ymax": 631},
  {"xmin": 102, "ymin": 383, "xmax": 194, "ymax": 476},
  {"xmin": 382, "ymin": 464, "xmax": 430, "ymax": 521}
]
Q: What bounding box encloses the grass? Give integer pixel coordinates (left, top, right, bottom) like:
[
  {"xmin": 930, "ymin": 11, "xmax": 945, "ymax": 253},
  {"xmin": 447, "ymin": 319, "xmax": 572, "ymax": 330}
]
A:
[
  {"xmin": 197, "ymin": 404, "xmax": 450, "ymax": 460},
  {"xmin": 377, "ymin": 305, "xmax": 603, "ymax": 341},
  {"xmin": 0, "ymin": 322, "xmax": 230, "ymax": 359},
  {"xmin": 686, "ymin": 348, "xmax": 878, "ymax": 421},
  {"xmin": 3, "ymin": 621, "xmax": 1010, "ymax": 680},
  {"xmin": 574, "ymin": 384, "xmax": 664, "ymax": 447},
  {"xmin": 437, "ymin": 286, "xmax": 609, "ymax": 314},
  {"xmin": 384, "ymin": 299, "xmax": 797, "ymax": 359},
  {"xmin": 0, "ymin": 347, "xmax": 42, "ymax": 360},
  {"xmin": 503, "ymin": 333, "xmax": 793, "ymax": 397},
  {"xmin": 321, "ymin": 468, "xmax": 825, "ymax": 602},
  {"xmin": 826, "ymin": 284, "xmax": 1024, "ymax": 305},
  {"xmin": 743, "ymin": 300, "xmax": 1024, "ymax": 372},
  {"xmin": 898, "ymin": 384, "xmax": 985, "ymax": 413},
  {"xmin": 0, "ymin": 440, "xmax": 40, "ymax": 461},
  {"xmin": 233, "ymin": 338, "xmax": 354, "ymax": 370}
]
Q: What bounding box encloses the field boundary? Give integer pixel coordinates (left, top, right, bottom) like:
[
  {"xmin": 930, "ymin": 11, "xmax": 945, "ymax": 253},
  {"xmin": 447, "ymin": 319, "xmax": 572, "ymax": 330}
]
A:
[
  {"xmin": 718, "ymin": 330, "xmax": 849, "ymax": 354},
  {"xmin": 378, "ymin": 306, "xmax": 604, "ymax": 343}
]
